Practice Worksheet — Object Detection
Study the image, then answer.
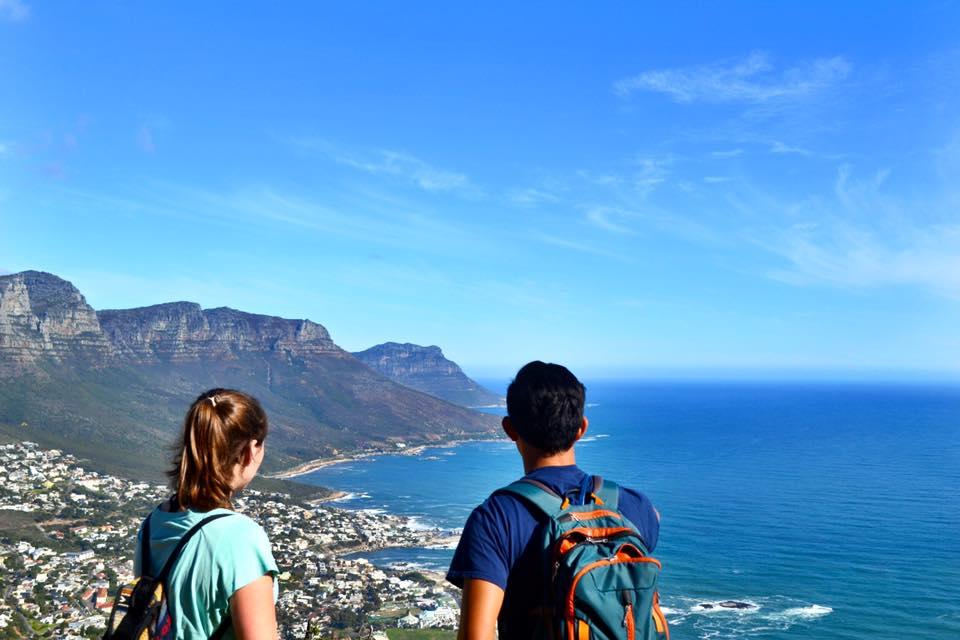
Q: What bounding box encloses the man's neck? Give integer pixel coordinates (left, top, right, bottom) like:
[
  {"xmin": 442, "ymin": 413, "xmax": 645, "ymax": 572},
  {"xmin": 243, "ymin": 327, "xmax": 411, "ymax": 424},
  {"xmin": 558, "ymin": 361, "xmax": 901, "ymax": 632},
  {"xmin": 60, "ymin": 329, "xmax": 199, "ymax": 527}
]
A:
[{"xmin": 521, "ymin": 447, "xmax": 576, "ymax": 474}]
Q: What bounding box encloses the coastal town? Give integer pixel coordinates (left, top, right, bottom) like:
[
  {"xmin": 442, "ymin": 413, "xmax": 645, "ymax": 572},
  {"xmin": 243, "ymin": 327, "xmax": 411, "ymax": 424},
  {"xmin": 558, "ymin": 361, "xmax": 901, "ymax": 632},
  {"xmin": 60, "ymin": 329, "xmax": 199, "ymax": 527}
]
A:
[{"xmin": 0, "ymin": 440, "xmax": 461, "ymax": 639}]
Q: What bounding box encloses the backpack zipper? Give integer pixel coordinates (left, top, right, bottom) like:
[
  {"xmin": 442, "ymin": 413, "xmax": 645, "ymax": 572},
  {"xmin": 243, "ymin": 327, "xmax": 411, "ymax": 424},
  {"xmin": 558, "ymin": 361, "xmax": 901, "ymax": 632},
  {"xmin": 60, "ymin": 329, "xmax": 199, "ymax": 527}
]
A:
[
  {"xmin": 652, "ymin": 591, "xmax": 669, "ymax": 639},
  {"xmin": 622, "ymin": 591, "xmax": 636, "ymax": 640},
  {"xmin": 551, "ymin": 527, "xmax": 638, "ymax": 580},
  {"xmin": 623, "ymin": 602, "xmax": 635, "ymax": 640}
]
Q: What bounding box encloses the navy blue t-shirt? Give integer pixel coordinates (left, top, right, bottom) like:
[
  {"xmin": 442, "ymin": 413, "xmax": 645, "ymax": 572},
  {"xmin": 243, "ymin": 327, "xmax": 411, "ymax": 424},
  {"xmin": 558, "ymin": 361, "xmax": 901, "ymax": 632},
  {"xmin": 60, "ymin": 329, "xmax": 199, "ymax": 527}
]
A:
[{"xmin": 446, "ymin": 465, "xmax": 659, "ymax": 639}]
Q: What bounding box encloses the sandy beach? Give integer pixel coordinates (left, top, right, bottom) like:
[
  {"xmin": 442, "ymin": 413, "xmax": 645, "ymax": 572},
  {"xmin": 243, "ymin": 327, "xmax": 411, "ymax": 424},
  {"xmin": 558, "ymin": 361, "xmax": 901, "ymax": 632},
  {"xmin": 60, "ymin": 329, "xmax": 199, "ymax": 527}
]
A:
[{"xmin": 268, "ymin": 435, "xmax": 506, "ymax": 480}]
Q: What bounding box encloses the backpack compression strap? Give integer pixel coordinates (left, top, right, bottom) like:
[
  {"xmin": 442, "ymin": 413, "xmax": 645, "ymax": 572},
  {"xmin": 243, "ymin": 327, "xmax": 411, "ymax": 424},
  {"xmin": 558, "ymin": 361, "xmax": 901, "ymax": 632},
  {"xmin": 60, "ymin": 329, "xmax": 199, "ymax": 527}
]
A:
[{"xmin": 593, "ymin": 476, "xmax": 620, "ymax": 510}]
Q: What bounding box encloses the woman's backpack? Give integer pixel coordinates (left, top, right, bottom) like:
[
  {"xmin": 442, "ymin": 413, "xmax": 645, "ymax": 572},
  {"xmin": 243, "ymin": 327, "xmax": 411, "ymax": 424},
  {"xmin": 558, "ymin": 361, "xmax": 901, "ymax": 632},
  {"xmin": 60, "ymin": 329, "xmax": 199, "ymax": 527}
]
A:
[
  {"xmin": 103, "ymin": 511, "xmax": 233, "ymax": 640},
  {"xmin": 502, "ymin": 475, "xmax": 669, "ymax": 640}
]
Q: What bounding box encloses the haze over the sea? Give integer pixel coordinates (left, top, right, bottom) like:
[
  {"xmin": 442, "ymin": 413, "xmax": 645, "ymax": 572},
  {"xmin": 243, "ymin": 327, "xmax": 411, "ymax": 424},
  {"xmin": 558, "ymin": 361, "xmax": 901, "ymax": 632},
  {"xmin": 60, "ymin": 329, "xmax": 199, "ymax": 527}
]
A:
[{"xmin": 2, "ymin": 3, "xmax": 958, "ymax": 381}]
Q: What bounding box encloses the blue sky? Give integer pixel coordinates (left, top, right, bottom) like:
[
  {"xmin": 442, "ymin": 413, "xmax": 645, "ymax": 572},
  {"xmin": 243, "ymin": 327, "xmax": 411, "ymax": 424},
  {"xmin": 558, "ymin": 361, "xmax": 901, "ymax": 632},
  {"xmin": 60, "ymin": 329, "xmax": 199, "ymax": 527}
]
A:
[{"xmin": 1, "ymin": 2, "xmax": 958, "ymax": 379}]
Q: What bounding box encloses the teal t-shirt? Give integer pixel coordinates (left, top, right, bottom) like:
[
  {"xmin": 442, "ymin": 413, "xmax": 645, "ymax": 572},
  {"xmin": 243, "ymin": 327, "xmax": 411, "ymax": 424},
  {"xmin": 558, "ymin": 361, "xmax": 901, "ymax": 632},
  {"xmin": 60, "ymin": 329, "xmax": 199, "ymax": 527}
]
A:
[{"xmin": 136, "ymin": 506, "xmax": 279, "ymax": 639}]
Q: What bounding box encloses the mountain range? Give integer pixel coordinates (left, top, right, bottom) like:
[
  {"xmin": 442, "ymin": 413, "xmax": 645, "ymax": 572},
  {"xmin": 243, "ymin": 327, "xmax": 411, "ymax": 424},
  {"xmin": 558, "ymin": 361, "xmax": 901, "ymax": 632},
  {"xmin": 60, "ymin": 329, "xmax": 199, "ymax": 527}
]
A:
[{"xmin": 0, "ymin": 271, "xmax": 499, "ymax": 480}]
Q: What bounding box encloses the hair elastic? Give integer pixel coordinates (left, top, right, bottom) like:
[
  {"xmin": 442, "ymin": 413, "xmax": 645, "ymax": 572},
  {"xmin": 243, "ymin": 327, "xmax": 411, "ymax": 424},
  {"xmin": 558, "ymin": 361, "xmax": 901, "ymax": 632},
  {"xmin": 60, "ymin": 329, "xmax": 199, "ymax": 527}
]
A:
[{"xmin": 209, "ymin": 396, "xmax": 218, "ymax": 407}]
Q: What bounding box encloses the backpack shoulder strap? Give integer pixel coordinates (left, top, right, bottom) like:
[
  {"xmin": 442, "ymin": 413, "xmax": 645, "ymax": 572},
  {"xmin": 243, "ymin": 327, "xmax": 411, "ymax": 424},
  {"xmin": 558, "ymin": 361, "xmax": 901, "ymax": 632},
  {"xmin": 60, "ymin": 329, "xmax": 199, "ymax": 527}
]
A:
[
  {"xmin": 209, "ymin": 613, "xmax": 232, "ymax": 640},
  {"xmin": 139, "ymin": 511, "xmax": 154, "ymax": 576},
  {"xmin": 157, "ymin": 513, "xmax": 233, "ymax": 582},
  {"xmin": 501, "ymin": 478, "xmax": 565, "ymax": 517},
  {"xmin": 593, "ymin": 476, "xmax": 620, "ymax": 510}
]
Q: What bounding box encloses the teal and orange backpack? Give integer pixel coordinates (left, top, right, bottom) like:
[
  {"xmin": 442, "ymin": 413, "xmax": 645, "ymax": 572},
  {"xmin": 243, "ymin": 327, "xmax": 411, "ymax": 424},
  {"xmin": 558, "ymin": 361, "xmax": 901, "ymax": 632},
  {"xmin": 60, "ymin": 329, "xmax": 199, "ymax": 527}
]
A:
[{"xmin": 503, "ymin": 475, "xmax": 669, "ymax": 640}]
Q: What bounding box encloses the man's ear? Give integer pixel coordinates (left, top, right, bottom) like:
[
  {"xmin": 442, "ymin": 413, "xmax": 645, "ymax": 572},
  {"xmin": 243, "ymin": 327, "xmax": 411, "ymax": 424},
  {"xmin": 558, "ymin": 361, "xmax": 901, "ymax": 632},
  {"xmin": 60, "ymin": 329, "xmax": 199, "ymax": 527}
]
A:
[
  {"xmin": 574, "ymin": 417, "xmax": 589, "ymax": 442},
  {"xmin": 502, "ymin": 417, "xmax": 519, "ymax": 442}
]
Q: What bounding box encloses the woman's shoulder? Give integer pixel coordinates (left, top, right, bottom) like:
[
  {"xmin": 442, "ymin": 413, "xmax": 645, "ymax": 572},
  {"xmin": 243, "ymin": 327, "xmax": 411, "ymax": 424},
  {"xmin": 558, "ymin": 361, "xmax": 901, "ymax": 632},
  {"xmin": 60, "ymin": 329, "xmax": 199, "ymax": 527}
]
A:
[
  {"xmin": 200, "ymin": 509, "xmax": 269, "ymax": 539},
  {"xmin": 198, "ymin": 511, "xmax": 278, "ymax": 579}
]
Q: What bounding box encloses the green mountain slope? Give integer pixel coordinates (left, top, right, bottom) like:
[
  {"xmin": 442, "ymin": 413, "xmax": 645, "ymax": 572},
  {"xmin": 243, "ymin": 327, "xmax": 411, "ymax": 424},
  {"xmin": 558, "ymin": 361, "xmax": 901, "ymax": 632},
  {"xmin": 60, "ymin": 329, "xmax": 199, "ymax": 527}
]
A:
[{"xmin": 0, "ymin": 271, "xmax": 499, "ymax": 482}]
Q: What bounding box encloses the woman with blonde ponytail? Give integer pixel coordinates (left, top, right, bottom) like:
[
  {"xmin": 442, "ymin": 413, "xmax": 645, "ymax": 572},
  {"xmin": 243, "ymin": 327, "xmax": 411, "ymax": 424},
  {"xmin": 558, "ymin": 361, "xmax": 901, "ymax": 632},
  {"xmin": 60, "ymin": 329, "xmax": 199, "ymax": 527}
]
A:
[{"xmin": 134, "ymin": 389, "xmax": 278, "ymax": 639}]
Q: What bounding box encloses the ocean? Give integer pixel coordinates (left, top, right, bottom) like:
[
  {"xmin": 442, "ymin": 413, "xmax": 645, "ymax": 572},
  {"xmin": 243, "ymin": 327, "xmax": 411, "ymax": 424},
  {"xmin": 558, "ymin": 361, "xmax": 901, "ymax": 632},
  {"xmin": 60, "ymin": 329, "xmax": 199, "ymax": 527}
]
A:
[{"xmin": 296, "ymin": 381, "xmax": 960, "ymax": 639}]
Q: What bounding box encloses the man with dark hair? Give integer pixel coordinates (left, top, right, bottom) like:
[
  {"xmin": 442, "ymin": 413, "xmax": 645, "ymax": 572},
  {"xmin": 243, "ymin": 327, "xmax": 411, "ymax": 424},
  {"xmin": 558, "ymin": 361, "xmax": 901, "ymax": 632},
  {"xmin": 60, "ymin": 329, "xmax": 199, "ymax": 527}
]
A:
[{"xmin": 446, "ymin": 361, "xmax": 661, "ymax": 640}]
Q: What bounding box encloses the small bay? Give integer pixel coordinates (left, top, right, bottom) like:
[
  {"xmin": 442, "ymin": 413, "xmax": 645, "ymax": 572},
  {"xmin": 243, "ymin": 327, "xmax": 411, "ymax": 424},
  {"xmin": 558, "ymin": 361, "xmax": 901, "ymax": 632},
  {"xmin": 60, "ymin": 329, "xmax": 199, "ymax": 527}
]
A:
[{"xmin": 298, "ymin": 381, "xmax": 960, "ymax": 639}]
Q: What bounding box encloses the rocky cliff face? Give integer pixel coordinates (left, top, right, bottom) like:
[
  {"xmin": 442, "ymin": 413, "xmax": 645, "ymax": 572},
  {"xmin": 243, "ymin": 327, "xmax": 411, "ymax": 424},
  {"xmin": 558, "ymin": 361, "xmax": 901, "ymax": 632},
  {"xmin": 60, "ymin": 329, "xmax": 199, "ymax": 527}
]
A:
[
  {"xmin": 353, "ymin": 342, "xmax": 501, "ymax": 407},
  {"xmin": 0, "ymin": 272, "xmax": 342, "ymax": 367},
  {"xmin": 98, "ymin": 303, "xmax": 339, "ymax": 363},
  {"xmin": 0, "ymin": 271, "xmax": 114, "ymax": 369},
  {"xmin": 355, "ymin": 343, "xmax": 461, "ymax": 378},
  {"xmin": 0, "ymin": 271, "xmax": 499, "ymax": 477}
]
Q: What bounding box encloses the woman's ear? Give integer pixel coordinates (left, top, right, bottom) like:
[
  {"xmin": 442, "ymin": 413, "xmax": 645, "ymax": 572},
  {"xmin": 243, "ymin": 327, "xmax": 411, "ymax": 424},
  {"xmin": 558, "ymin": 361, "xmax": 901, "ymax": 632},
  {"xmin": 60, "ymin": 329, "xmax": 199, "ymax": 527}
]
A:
[{"xmin": 242, "ymin": 439, "xmax": 257, "ymax": 466}]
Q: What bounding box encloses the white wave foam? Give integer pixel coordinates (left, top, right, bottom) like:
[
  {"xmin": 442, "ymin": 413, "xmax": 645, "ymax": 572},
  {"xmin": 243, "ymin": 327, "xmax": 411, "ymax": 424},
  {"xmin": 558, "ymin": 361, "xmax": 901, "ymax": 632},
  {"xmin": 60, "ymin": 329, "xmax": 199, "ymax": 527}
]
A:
[
  {"xmin": 425, "ymin": 536, "xmax": 460, "ymax": 549},
  {"xmin": 663, "ymin": 596, "xmax": 831, "ymax": 635},
  {"xmin": 691, "ymin": 600, "xmax": 760, "ymax": 614},
  {"xmin": 579, "ymin": 433, "xmax": 609, "ymax": 443},
  {"xmin": 776, "ymin": 605, "xmax": 833, "ymax": 620},
  {"xmin": 331, "ymin": 491, "xmax": 371, "ymax": 502},
  {"xmin": 405, "ymin": 516, "xmax": 439, "ymax": 531}
]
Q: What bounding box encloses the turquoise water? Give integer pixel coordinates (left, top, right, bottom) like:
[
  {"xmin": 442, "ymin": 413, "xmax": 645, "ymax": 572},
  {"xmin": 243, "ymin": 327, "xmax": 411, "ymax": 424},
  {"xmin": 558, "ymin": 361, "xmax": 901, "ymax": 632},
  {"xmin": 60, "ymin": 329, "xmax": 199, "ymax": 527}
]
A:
[{"xmin": 298, "ymin": 381, "xmax": 960, "ymax": 639}]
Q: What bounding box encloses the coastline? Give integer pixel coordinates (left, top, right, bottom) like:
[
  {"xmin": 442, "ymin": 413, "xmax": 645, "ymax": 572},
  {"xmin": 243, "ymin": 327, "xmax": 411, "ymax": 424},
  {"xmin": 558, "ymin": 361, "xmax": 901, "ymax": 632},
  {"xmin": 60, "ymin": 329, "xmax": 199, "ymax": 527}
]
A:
[{"xmin": 268, "ymin": 435, "xmax": 506, "ymax": 480}]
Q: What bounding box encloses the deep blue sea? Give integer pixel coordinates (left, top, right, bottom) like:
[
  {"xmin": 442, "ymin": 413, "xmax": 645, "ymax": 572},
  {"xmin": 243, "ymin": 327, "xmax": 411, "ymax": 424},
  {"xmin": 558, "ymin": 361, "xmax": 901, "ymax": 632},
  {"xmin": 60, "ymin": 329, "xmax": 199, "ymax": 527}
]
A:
[{"xmin": 297, "ymin": 381, "xmax": 960, "ymax": 639}]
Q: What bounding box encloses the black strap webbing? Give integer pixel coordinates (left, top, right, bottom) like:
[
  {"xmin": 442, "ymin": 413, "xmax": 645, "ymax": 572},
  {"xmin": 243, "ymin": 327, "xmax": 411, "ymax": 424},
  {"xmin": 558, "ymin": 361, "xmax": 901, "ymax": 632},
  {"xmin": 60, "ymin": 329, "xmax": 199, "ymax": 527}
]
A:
[
  {"xmin": 156, "ymin": 513, "xmax": 233, "ymax": 582},
  {"xmin": 209, "ymin": 613, "xmax": 232, "ymax": 640},
  {"xmin": 139, "ymin": 511, "xmax": 153, "ymax": 574}
]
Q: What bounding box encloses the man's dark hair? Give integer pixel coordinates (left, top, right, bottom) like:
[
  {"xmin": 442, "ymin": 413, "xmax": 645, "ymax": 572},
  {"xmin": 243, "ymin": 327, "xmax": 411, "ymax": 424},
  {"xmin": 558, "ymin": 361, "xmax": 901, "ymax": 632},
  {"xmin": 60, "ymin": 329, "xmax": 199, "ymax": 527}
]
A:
[{"xmin": 506, "ymin": 361, "xmax": 586, "ymax": 454}]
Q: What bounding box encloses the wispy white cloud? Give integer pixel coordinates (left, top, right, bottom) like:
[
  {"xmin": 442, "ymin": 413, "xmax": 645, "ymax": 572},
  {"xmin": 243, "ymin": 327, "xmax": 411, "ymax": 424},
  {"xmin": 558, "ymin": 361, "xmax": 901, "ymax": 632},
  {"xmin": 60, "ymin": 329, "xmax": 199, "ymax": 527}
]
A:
[
  {"xmin": 585, "ymin": 207, "xmax": 636, "ymax": 234},
  {"xmin": 750, "ymin": 166, "xmax": 960, "ymax": 298},
  {"xmin": 509, "ymin": 187, "xmax": 561, "ymax": 207},
  {"xmin": 136, "ymin": 126, "xmax": 155, "ymax": 153},
  {"xmin": 536, "ymin": 234, "xmax": 631, "ymax": 262},
  {"xmin": 769, "ymin": 140, "xmax": 813, "ymax": 156},
  {"xmin": 55, "ymin": 181, "xmax": 487, "ymax": 258},
  {"xmin": 711, "ymin": 148, "xmax": 744, "ymax": 159},
  {"xmin": 0, "ymin": 0, "xmax": 29, "ymax": 22},
  {"xmin": 341, "ymin": 149, "xmax": 471, "ymax": 192},
  {"xmin": 704, "ymin": 176, "xmax": 733, "ymax": 184},
  {"xmin": 615, "ymin": 51, "xmax": 851, "ymax": 104},
  {"xmin": 291, "ymin": 138, "xmax": 473, "ymax": 194},
  {"xmin": 762, "ymin": 220, "xmax": 960, "ymax": 298},
  {"xmin": 577, "ymin": 170, "xmax": 624, "ymax": 187},
  {"xmin": 632, "ymin": 156, "xmax": 672, "ymax": 195}
]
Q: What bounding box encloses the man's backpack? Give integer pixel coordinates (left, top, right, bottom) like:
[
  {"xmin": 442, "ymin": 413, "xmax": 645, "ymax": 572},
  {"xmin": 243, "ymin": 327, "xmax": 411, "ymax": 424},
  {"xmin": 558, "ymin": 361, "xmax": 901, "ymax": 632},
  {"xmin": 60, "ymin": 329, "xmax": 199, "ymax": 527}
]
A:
[
  {"xmin": 103, "ymin": 511, "xmax": 233, "ymax": 640},
  {"xmin": 503, "ymin": 475, "xmax": 669, "ymax": 640}
]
